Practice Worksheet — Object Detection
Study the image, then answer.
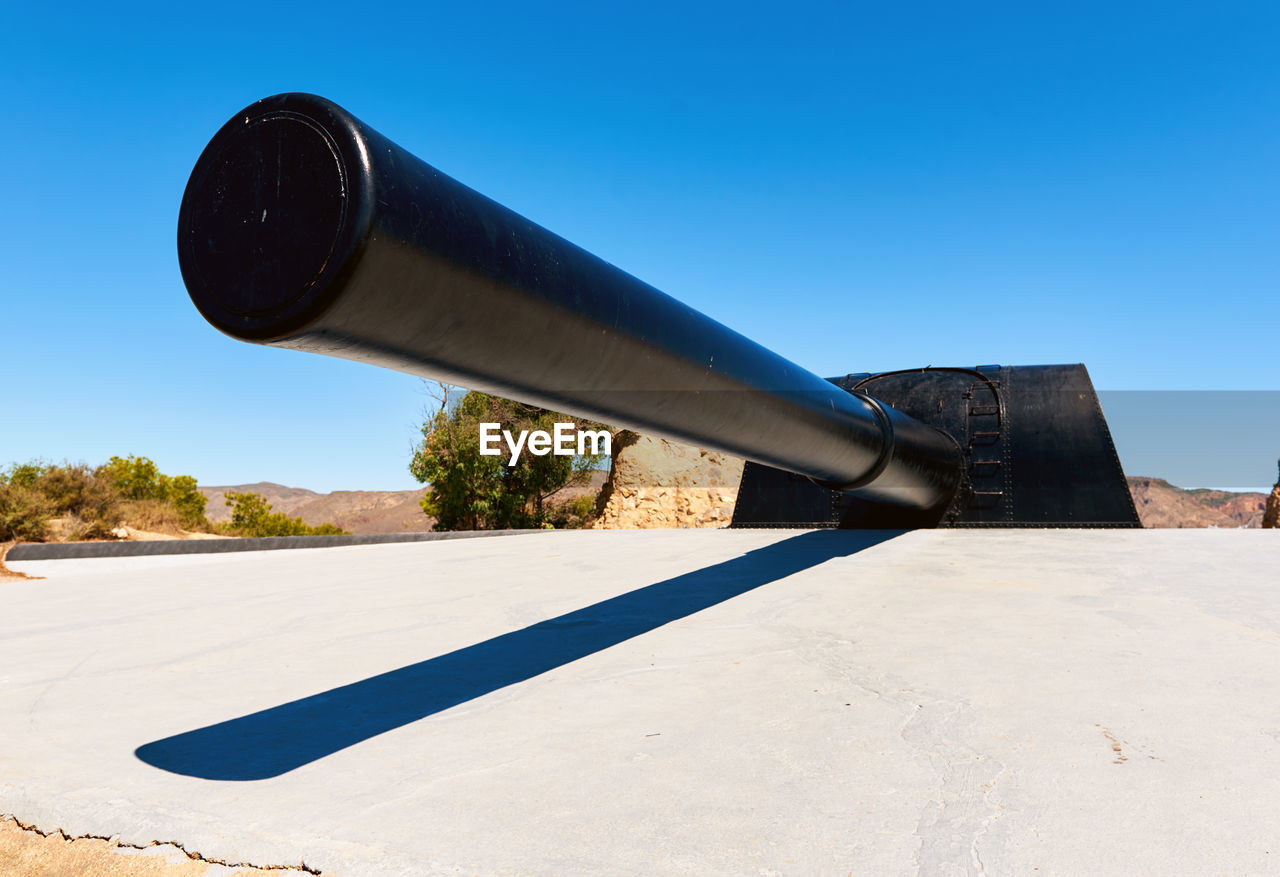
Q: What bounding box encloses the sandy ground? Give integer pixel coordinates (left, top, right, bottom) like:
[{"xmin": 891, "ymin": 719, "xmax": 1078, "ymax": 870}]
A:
[
  {"xmin": 0, "ymin": 817, "xmax": 325, "ymax": 876},
  {"xmin": 0, "ymin": 542, "xmax": 39, "ymax": 579}
]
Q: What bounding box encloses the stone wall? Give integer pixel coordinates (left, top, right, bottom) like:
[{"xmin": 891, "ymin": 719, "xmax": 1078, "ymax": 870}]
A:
[{"xmin": 589, "ymin": 431, "xmax": 744, "ymax": 529}]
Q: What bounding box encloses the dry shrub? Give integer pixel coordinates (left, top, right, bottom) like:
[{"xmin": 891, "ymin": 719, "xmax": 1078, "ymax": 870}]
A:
[
  {"xmin": 40, "ymin": 464, "xmax": 121, "ymax": 539},
  {"xmin": 1, "ymin": 463, "xmax": 121, "ymax": 542},
  {"xmin": 1, "ymin": 457, "xmax": 216, "ymax": 543},
  {"xmin": 120, "ymin": 498, "xmax": 188, "ymax": 536},
  {"xmin": 548, "ymin": 494, "xmax": 597, "ymax": 529},
  {"xmin": 0, "ymin": 481, "xmax": 54, "ymax": 542},
  {"xmin": 62, "ymin": 512, "xmax": 114, "ymax": 541}
]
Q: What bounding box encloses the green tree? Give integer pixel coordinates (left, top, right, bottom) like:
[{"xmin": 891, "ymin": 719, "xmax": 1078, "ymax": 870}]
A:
[
  {"xmin": 100, "ymin": 455, "xmax": 208, "ymax": 529},
  {"xmin": 101, "ymin": 455, "xmax": 162, "ymax": 500},
  {"xmin": 164, "ymin": 474, "xmax": 208, "ymax": 530},
  {"xmin": 221, "ymin": 491, "xmax": 345, "ymax": 537},
  {"xmin": 409, "ymin": 387, "xmax": 606, "ymax": 531}
]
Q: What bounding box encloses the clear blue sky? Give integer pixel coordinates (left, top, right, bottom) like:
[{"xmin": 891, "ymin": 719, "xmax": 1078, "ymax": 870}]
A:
[{"xmin": 4, "ymin": 1, "xmax": 1278, "ymax": 491}]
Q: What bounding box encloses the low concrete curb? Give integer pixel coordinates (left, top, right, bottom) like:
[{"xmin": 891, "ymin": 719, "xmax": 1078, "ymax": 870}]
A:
[{"xmin": 7, "ymin": 529, "xmax": 547, "ymax": 562}]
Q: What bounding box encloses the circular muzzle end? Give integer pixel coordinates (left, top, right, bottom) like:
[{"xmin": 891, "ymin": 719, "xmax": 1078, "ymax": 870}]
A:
[{"xmin": 177, "ymin": 94, "xmax": 369, "ymax": 341}]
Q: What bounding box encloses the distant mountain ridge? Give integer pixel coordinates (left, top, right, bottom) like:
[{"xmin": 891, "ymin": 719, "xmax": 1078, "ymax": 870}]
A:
[
  {"xmin": 200, "ymin": 476, "xmax": 1268, "ymax": 533},
  {"xmin": 1126, "ymin": 477, "xmax": 1268, "ymax": 528},
  {"xmin": 200, "ymin": 483, "xmax": 431, "ymax": 534}
]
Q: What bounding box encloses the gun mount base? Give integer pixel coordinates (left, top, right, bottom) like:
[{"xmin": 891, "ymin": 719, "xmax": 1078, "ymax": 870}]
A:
[{"xmin": 731, "ymin": 364, "xmax": 1140, "ymax": 529}]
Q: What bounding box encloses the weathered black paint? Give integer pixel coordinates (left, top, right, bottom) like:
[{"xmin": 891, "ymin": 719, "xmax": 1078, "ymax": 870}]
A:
[
  {"xmin": 733, "ymin": 365, "xmax": 1140, "ymax": 528},
  {"xmin": 178, "ymin": 94, "xmax": 1137, "ymax": 529},
  {"xmin": 179, "ymin": 93, "xmax": 961, "ymax": 520}
]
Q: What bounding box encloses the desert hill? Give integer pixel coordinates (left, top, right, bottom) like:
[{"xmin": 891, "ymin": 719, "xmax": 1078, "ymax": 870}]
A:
[
  {"xmin": 200, "ymin": 472, "xmax": 609, "ymax": 535},
  {"xmin": 201, "ymin": 473, "xmax": 1268, "ymax": 533},
  {"xmin": 201, "ymin": 483, "xmax": 431, "ymax": 534},
  {"xmin": 1125, "ymin": 477, "xmax": 1268, "ymax": 528}
]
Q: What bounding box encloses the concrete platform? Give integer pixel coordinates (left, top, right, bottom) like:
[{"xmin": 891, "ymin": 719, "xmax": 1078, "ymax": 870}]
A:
[{"xmin": 3, "ymin": 529, "xmax": 1278, "ymax": 875}]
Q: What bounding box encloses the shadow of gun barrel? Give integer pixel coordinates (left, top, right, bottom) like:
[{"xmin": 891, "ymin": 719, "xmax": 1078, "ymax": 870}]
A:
[{"xmin": 178, "ymin": 93, "xmax": 961, "ymax": 516}]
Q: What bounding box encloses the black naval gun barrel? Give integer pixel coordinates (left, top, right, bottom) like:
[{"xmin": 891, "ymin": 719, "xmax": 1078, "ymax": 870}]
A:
[{"xmin": 178, "ymin": 93, "xmax": 962, "ymax": 514}]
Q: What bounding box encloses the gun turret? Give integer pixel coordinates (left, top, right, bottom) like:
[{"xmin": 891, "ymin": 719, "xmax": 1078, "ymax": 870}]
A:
[{"xmin": 178, "ymin": 94, "xmax": 1137, "ymax": 528}]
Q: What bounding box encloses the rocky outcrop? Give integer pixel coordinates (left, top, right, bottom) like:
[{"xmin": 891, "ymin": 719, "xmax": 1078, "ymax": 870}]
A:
[
  {"xmin": 590, "ymin": 431, "xmax": 744, "ymax": 529},
  {"xmin": 1264, "ymin": 459, "xmax": 1280, "ymax": 529}
]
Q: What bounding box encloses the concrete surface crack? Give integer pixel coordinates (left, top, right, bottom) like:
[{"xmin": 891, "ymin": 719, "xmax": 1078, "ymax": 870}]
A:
[
  {"xmin": 788, "ymin": 633, "xmax": 1012, "ymax": 873},
  {"xmin": 1, "ymin": 814, "xmax": 323, "ymax": 874},
  {"xmin": 902, "ymin": 700, "xmax": 1007, "ymax": 876},
  {"xmin": 788, "ymin": 631, "xmax": 889, "ymax": 699}
]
